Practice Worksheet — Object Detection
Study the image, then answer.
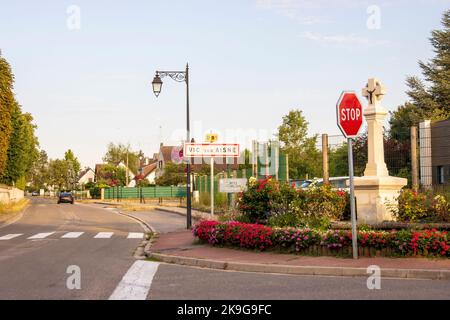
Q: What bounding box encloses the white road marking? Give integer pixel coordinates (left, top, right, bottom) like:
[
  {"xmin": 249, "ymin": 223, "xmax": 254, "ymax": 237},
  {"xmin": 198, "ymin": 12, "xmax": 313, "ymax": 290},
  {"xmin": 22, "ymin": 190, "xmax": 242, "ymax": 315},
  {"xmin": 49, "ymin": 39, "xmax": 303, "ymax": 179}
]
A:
[
  {"xmin": 94, "ymin": 232, "xmax": 114, "ymax": 239},
  {"xmin": 127, "ymin": 232, "xmax": 144, "ymax": 239},
  {"xmin": 61, "ymin": 232, "xmax": 84, "ymax": 239},
  {"xmin": 109, "ymin": 261, "xmax": 160, "ymax": 300},
  {"xmin": 27, "ymin": 232, "xmax": 55, "ymax": 240},
  {"xmin": 0, "ymin": 234, "xmax": 23, "ymax": 240}
]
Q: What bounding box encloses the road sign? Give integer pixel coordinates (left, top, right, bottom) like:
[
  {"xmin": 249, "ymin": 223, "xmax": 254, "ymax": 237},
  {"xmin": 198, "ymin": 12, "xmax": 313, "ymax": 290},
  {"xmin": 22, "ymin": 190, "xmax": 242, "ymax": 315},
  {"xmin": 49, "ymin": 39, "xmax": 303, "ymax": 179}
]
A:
[
  {"xmin": 183, "ymin": 143, "xmax": 240, "ymax": 158},
  {"xmin": 206, "ymin": 133, "xmax": 218, "ymax": 143},
  {"xmin": 336, "ymin": 91, "xmax": 363, "ymax": 138},
  {"xmin": 219, "ymin": 178, "xmax": 248, "ymax": 193},
  {"xmin": 336, "ymin": 91, "xmax": 363, "ymax": 260}
]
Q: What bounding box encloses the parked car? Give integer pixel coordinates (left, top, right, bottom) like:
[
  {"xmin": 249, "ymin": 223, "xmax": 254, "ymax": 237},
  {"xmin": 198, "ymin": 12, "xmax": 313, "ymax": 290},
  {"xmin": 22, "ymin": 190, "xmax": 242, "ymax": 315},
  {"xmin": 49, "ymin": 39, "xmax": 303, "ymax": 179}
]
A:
[
  {"xmin": 298, "ymin": 177, "xmax": 349, "ymax": 191},
  {"xmin": 31, "ymin": 191, "xmax": 39, "ymax": 196},
  {"xmin": 58, "ymin": 192, "xmax": 74, "ymax": 204}
]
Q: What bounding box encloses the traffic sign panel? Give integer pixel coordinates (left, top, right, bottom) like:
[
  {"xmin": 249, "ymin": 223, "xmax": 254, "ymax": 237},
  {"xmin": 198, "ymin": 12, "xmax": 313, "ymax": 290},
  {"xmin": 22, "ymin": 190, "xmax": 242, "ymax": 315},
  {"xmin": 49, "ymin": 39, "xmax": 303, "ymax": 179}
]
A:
[
  {"xmin": 336, "ymin": 91, "xmax": 364, "ymax": 138},
  {"xmin": 183, "ymin": 143, "xmax": 240, "ymax": 158}
]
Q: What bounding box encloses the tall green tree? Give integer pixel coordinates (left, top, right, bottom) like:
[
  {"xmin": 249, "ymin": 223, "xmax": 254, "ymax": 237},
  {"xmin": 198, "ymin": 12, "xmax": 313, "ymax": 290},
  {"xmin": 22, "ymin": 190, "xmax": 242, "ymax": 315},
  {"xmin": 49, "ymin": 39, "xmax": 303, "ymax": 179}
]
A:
[
  {"xmin": 2, "ymin": 102, "xmax": 39, "ymax": 188},
  {"xmin": 0, "ymin": 56, "xmax": 15, "ymax": 179},
  {"xmin": 390, "ymin": 9, "xmax": 450, "ymax": 140},
  {"xmin": 103, "ymin": 142, "xmax": 139, "ymax": 173},
  {"xmin": 27, "ymin": 150, "xmax": 49, "ymax": 191},
  {"xmin": 277, "ymin": 110, "xmax": 321, "ymax": 179}
]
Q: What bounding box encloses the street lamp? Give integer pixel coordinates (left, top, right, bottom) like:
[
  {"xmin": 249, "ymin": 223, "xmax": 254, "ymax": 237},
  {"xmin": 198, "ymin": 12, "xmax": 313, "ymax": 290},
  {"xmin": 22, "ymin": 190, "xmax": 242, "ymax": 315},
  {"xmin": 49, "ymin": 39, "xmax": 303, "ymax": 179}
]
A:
[{"xmin": 152, "ymin": 64, "xmax": 192, "ymax": 229}]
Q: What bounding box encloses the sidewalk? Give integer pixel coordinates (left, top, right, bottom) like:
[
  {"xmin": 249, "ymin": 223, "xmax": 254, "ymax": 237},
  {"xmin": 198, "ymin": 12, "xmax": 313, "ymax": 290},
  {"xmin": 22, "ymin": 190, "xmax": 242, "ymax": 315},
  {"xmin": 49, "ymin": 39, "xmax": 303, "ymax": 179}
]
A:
[{"xmin": 147, "ymin": 230, "xmax": 450, "ymax": 280}]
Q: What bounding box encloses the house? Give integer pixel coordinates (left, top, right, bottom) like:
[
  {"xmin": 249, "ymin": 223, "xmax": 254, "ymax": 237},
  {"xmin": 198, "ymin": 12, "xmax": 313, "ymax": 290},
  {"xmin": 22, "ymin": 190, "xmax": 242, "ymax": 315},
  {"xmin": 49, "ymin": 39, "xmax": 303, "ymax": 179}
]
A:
[
  {"xmin": 430, "ymin": 119, "xmax": 450, "ymax": 186},
  {"xmin": 155, "ymin": 143, "xmax": 177, "ymax": 178},
  {"xmin": 136, "ymin": 161, "xmax": 158, "ymax": 184},
  {"xmin": 77, "ymin": 167, "xmax": 95, "ymax": 186}
]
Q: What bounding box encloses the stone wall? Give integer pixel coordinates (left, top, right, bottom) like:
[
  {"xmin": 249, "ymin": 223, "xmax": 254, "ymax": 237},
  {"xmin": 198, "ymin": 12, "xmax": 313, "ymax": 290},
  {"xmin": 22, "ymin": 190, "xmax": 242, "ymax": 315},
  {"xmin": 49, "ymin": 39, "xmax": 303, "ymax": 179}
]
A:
[{"xmin": 0, "ymin": 185, "xmax": 24, "ymax": 204}]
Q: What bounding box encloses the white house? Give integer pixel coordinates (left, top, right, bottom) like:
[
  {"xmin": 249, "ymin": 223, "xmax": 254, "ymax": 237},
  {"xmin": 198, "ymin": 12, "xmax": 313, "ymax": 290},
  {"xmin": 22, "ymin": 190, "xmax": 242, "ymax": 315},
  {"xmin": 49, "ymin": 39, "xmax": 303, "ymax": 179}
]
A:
[{"xmin": 77, "ymin": 167, "xmax": 95, "ymax": 186}]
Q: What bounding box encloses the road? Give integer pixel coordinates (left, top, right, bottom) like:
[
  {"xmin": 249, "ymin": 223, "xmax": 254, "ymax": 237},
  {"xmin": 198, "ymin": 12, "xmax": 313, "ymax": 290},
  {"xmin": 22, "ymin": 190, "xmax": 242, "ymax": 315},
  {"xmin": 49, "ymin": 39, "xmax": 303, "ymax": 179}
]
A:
[{"xmin": 1, "ymin": 198, "xmax": 449, "ymax": 300}]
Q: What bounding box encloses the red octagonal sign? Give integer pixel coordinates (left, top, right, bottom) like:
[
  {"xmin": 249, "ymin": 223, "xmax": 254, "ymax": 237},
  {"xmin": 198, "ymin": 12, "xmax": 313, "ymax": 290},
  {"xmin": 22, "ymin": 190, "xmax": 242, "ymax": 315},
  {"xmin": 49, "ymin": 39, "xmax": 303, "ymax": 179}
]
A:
[{"xmin": 336, "ymin": 91, "xmax": 364, "ymax": 139}]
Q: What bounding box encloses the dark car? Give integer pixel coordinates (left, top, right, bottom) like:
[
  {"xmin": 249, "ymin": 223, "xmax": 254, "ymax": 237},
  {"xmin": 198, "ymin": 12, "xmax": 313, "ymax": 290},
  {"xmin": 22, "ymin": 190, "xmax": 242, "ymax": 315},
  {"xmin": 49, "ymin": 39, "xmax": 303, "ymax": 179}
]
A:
[{"xmin": 58, "ymin": 192, "xmax": 74, "ymax": 204}]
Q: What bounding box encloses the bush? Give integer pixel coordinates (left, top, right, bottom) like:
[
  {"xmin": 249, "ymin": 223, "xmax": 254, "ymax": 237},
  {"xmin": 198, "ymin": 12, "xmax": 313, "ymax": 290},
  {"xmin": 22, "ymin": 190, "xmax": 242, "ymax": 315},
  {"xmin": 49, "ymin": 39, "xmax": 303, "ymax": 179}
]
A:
[
  {"xmin": 390, "ymin": 189, "xmax": 450, "ymax": 222},
  {"xmin": 192, "ymin": 220, "xmax": 450, "ymax": 257},
  {"xmin": 237, "ymin": 177, "xmax": 348, "ymax": 226}
]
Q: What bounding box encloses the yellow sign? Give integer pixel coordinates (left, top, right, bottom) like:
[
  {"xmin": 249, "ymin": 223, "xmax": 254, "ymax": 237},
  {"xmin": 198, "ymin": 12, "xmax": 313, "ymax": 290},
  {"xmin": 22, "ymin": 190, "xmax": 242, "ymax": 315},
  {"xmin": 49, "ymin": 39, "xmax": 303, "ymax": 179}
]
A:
[{"xmin": 206, "ymin": 133, "xmax": 218, "ymax": 143}]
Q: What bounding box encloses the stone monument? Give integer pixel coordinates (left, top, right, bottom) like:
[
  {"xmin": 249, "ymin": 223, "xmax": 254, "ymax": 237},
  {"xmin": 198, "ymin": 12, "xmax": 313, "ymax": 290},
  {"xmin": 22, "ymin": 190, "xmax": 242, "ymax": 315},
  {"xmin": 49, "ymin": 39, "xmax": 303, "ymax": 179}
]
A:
[{"xmin": 354, "ymin": 78, "xmax": 407, "ymax": 224}]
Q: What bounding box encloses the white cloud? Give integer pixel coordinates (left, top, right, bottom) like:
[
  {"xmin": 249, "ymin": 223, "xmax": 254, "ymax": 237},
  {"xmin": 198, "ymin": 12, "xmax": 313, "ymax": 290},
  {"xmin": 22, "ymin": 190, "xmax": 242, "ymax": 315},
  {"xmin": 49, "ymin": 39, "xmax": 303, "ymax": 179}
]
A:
[{"xmin": 300, "ymin": 31, "xmax": 388, "ymax": 46}]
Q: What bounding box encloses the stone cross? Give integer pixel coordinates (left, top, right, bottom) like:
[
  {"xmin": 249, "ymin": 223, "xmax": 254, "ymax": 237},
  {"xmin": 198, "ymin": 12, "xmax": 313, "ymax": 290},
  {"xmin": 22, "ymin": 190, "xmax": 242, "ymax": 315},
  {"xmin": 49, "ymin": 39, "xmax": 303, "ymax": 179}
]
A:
[{"xmin": 362, "ymin": 78, "xmax": 386, "ymax": 106}]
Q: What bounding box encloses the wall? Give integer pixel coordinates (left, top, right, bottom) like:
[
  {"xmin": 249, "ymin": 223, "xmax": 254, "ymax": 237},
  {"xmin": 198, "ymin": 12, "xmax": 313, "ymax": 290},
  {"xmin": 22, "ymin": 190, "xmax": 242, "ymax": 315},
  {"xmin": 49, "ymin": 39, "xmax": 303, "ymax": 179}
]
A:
[{"xmin": 0, "ymin": 185, "xmax": 24, "ymax": 204}]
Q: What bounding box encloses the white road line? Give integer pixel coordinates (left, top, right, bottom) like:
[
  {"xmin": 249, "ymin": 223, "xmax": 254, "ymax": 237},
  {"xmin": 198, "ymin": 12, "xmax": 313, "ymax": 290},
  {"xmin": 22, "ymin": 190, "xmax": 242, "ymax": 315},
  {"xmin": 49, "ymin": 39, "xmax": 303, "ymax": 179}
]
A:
[
  {"xmin": 127, "ymin": 232, "xmax": 144, "ymax": 239},
  {"xmin": 61, "ymin": 232, "xmax": 84, "ymax": 239},
  {"xmin": 109, "ymin": 261, "xmax": 160, "ymax": 300},
  {"xmin": 0, "ymin": 234, "xmax": 23, "ymax": 240},
  {"xmin": 94, "ymin": 232, "xmax": 114, "ymax": 239},
  {"xmin": 27, "ymin": 232, "xmax": 55, "ymax": 240}
]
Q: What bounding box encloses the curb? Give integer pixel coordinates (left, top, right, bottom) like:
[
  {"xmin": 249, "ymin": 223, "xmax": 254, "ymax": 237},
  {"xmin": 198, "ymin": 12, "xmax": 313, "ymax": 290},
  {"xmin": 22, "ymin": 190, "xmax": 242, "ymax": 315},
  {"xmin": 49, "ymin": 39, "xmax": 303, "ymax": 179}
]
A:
[{"xmin": 148, "ymin": 252, "xmax": 450, "ymax": 281}]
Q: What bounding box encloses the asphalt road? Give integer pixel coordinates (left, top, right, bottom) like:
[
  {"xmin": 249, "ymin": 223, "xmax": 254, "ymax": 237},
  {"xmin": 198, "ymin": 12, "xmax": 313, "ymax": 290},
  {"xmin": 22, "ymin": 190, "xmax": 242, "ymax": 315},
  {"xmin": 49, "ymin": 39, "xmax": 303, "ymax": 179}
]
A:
[
  {"xmin": 1, "ymin": 199, "xmax": 449, "ymax": 300},
  {"xmin": 0, "ymin": 197, "xmax": 145, "ymax": 299}
]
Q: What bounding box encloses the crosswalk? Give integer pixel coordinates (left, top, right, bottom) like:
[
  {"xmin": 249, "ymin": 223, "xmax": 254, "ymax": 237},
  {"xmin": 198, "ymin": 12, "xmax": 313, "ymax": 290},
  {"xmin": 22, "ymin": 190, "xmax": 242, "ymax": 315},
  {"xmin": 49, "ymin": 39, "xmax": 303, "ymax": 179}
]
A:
[{"xmin": 0, "ymin": 231, "xmax": 144, "ymax": 241}]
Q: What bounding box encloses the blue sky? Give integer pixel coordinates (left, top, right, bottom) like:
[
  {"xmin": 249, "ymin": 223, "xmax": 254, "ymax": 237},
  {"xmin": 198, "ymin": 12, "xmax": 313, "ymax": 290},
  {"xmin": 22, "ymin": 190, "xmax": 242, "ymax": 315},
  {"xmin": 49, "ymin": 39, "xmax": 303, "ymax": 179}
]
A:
[{"xmin": 1, "ymin": 0, "xmax": 449, "ymax": 167}]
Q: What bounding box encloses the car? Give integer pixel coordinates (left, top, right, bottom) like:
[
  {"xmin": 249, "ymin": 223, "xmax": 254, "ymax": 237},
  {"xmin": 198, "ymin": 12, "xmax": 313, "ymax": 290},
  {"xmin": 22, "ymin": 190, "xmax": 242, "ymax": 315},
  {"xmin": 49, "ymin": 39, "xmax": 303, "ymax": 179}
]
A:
[
  {"xmin": 297, "ymin": 177, "xmax": 350, "ymax": 191},
  {"xmin": 58, "ymin": 192, "xmax": 74, "ymax": 204},
  {"xmin": 31, "ymin": 191, "xmax": 39, "ymax": 196}
]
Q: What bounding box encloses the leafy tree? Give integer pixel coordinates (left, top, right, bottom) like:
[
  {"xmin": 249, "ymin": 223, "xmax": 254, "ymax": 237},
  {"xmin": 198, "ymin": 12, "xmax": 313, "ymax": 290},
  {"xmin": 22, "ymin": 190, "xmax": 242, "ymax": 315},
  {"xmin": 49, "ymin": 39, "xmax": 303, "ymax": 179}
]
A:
[
  {"xmin": 27, "ymin": 149, "xmax": 49, "ymax": 191},
  {"xmin": 277, "ymin": 110, "xmax": 321, "ymax": 179},
  {"xmin": 48, "ymin": 159, "xmax": 71, "ymax": 190},
  {"xmin": 103, "ymin": 142, "xmax": 139, "ymax": 173},
  {"xmin": 155, "ymin": 162, "xmax": 185, "ymax": 186},
  {"xmin": 1, "ymin": 102, "xmax": 39, "ymax": 188},
  {"xmin": 389, "ymin": 10, "xmax": 450, "ymax": 140},
  {"xmin": 0, "ymin": 56, "xmax": 14, "ymax": 179},
  {"xmin": 96, "ymin": 164, "xmax": 127, "ymax": 186}
]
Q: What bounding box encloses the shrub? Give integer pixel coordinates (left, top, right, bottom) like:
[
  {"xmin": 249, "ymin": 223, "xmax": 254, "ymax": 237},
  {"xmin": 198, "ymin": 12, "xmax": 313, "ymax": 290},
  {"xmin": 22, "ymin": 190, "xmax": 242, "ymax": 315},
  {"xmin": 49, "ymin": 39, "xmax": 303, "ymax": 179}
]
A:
[
  {"xmin": 237, "ymin": 178, "xmax": 348, "ymax": 226},
  {"xmin": 390, "ymin": 189, "xmax": 450, "ymax": 222}
]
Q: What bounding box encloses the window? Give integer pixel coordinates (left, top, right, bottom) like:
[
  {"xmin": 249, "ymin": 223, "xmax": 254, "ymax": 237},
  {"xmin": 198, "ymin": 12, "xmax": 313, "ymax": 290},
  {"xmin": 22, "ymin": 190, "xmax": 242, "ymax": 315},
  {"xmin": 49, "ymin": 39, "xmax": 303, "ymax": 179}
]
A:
[{"xmin": 437, "ymin": 166, "xmax": 444, "ymax": 184}]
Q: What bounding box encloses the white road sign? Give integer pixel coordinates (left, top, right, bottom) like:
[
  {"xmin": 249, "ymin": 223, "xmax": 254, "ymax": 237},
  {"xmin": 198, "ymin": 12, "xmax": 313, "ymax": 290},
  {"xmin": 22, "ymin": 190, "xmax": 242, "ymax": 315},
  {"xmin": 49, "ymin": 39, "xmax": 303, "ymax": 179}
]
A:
[
  {"xmin": 183, "ymin": 143, "xmax": 240, "ymax": 158},
  {"xmin": 219, "ymin": 178, "xmax": 248, "ymax": 193}
]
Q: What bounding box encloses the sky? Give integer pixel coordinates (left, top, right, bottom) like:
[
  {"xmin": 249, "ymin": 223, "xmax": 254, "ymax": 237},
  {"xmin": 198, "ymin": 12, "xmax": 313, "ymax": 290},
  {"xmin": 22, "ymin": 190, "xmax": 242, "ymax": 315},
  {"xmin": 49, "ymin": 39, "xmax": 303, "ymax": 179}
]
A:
[{"xmin": 0, "ymin": 0, "xmax": 449, "ymax": 167}]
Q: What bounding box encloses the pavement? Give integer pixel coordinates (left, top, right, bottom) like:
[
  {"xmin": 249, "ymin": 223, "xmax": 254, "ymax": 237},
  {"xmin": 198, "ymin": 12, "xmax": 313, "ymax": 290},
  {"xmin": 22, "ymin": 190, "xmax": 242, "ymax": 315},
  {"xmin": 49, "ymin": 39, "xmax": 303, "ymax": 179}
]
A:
[
  {"xmin": 0, "ymin": 197, "xmax": 146, "ymax": 299},
  {"xmin": 2, "ymin": 200, "xmax": 450, "ymax": 300}
]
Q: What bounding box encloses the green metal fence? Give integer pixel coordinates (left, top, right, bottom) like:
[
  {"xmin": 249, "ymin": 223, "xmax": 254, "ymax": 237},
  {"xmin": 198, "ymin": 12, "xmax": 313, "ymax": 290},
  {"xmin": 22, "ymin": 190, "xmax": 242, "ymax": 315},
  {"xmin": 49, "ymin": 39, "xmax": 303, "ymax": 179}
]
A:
[{"xmin": 104, "ymin": 186, "xmax": 186, "ymax": 199}]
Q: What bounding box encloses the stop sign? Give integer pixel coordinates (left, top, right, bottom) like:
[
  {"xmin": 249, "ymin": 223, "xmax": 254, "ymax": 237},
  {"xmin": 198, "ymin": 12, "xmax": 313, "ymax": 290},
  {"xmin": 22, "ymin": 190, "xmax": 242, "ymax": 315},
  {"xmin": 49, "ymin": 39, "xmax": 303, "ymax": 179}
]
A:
[{"xmin": 336, "ymin": 91, "xmax": 363, "ymax": 138}]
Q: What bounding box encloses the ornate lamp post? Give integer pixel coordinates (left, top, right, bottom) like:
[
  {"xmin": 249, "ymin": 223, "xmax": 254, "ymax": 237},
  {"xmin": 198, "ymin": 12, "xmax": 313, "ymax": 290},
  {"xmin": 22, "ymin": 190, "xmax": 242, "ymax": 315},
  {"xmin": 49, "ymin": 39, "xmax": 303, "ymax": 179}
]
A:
[{"xmin": 152, "ymin": 64, "xmax": 192, "ymax": 229}]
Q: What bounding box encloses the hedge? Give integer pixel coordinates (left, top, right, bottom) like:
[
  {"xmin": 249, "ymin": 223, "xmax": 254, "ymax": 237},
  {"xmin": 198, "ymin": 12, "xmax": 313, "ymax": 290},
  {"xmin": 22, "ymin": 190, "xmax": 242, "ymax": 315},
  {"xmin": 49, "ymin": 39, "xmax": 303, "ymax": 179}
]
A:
[{"xmin": 192, "ymin": 220, "xmax": 450, "ymax": 258}]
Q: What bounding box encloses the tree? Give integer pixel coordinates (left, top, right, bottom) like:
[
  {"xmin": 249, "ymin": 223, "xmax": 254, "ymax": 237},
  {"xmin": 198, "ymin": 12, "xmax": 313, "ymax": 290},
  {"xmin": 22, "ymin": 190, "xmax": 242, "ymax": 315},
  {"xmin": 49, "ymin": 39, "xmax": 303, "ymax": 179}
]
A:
[
  {"xmin": 48, "ymin": 159, "xmax": 71, "ymax": 190},
  {"xmin": 1, "ymin": 102, "xmax": 39, "ymax": 188},
  {"xmin": 96, "ymin": 164, "xmax": 127, "ymax": 186},
  {"xmin": 0, "ymin": 56, "xmax": 15, "ymax": 179},
  {"xmin": 103, "ymin": 142, "xmax": 139, "ymax": 174},
  {"xmin": 64, "ymin": 149, "xmax": 81, "ymax": 188},
  {"xmin": 390, "ymin": 10, "xmax": 450, "ymax": 140},
  {"xmin": 277, "ymin": 110, "xmax": 321, "ymax": 179},
  {"xmin": 28, "ymin": 150, "xmax": 49, "ymax": 191},
  {"xmin": 155, "ymin": 162, "xmax": 185, "ymax": 186}
]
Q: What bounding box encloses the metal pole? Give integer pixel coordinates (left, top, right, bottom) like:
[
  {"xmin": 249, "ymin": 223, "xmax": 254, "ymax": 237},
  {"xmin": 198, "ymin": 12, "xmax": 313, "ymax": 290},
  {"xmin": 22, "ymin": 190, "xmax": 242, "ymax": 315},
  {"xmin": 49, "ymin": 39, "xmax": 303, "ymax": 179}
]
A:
[
  {"xmin": 411, "ymin": 126, "xmax": 419, "ymax": 192},
  {"xmin": 322, "ymin": 134, "xmax": 329, "ymax": 184},
  {"xmin": 210, "ymin": 157, "xmax": 214, "ymax": 216},
  {"xmin": 348, "ymin": 138, "xmax": 358, "ymax": 259},
  {"xmin": 185, "ymin": 63, "xmax": 192, "ymax": 229}
]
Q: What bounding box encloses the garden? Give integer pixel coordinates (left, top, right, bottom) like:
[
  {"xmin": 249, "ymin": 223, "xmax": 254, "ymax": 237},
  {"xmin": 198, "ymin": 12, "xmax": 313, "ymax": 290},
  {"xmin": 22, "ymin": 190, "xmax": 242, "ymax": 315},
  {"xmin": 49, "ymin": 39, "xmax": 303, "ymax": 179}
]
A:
[{"xmin": 192, "ymin": 177, "xmax": 450, "ymax": 258}]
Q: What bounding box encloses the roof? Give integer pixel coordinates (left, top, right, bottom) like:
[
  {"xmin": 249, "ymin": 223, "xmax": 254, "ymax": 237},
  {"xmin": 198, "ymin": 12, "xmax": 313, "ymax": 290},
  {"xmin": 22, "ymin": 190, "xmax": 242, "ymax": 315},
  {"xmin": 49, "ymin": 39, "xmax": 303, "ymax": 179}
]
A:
[
  {"xmin": 77, "ymin": 167, "xmax": 94, "ymax": 180},
  {"xmin": 139, "ymin": 161, "xmax": 158, "ymax": 179},
  {"xmin": 160, "ymin": 146, "xmax": 176, "ymax": 162}
]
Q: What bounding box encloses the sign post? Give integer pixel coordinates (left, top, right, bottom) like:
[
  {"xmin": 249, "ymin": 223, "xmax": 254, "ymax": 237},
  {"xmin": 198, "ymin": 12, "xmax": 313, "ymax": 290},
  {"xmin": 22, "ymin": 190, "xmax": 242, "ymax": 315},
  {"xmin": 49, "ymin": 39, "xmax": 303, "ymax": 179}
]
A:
[
  {"xmin": 336, "ymin": 91, "xmax": 364, "ymax": 259},
  {"xmin": 206, "ymin": 134, "xmax": 219, "ymax": 217},
  {"xmin": 183, "ymin": 141, "xmax": 240, "ymax": 217}
]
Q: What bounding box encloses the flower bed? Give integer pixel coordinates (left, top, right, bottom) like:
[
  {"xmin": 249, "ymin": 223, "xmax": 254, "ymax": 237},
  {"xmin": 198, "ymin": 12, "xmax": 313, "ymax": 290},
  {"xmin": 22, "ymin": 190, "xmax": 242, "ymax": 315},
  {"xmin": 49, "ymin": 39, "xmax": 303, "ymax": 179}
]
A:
[{"xmin": 192, "ymin": 220, "xmax": 450, "ymax": 258}]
